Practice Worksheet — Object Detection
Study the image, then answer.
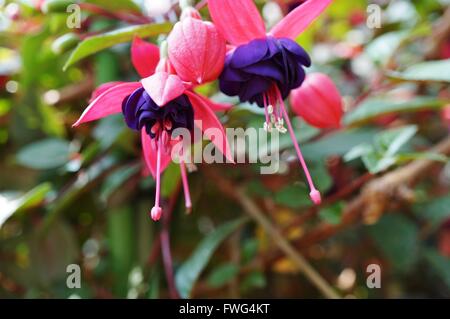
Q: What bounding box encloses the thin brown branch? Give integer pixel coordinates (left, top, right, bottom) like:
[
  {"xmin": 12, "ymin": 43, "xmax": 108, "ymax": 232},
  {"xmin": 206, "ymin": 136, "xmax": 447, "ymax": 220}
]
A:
[{"xmin": 204, "ymin": 166, "xmax": 340, "ymax": 299}]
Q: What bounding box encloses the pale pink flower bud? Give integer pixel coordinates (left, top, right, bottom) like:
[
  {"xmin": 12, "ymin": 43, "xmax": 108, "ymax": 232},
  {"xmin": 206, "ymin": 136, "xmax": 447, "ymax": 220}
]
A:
[
  {"xmin": 290, "ymin": 73, "xmax": 343, "ymax": 129},
  {"xmin": 168, "ymin": 17, "xmax": 226, "ymax": 85}
]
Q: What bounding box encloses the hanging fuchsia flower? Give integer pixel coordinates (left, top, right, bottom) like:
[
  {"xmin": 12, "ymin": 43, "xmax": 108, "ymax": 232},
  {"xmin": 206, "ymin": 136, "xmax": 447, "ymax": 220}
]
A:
[
  {"xmin": 208, "ymin": 0, "xmax": 333, "ymax": 204},
  {"xmin": 73, "ymin": 35, "xmax": 232, "ymax": 221},
  {"xmin": 290, "ymin": 73, "xmax": 343, "ymax": 129}
]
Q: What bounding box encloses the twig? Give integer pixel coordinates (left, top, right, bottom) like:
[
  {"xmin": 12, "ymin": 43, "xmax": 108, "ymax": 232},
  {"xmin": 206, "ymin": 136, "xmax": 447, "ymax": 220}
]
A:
[{"xmin": 204, "ymin": 167, "xmax": 340, "ymax": 299}]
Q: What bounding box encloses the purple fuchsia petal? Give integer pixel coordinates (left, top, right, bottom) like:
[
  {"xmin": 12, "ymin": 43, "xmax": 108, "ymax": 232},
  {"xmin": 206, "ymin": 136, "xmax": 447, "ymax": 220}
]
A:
[{"xmin": 219, "ymin": 37, "xmax": 310, "ymax": 107}]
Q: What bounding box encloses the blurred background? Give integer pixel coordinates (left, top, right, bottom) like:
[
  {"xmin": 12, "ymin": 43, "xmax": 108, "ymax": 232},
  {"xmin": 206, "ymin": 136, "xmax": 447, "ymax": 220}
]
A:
[{"xmin": 1, "ymin": 0, "xmax": 450, "ymax": 299}]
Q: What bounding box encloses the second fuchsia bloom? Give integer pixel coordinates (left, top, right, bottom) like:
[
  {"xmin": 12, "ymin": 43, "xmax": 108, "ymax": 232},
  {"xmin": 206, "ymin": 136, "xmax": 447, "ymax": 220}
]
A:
[
  {"xmin": 73, "ymin": 12, "xmax": 232, "ymax": 221},
  {"xmin": 209, "ymin": 0, "xmax": 333, "ymax": 205},
  {"xmin": 290, "ymin": 73, "xmax": 343, "ymax": 129}
]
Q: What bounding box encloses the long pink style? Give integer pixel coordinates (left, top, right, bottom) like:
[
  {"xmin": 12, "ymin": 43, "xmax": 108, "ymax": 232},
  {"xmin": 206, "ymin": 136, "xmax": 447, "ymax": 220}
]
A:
[
  {"xmin": 150, "ymin": 137, "xmax": 163, "ymax": 221},
  {"xmin": 276, "ymin": 88, "xmax": 321, "ymax": 205}
]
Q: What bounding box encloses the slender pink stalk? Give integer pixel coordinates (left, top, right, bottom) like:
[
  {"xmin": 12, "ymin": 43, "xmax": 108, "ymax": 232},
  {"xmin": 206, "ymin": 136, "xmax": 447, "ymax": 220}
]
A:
[
  {"xmin": 263, "ymin": 93, "xmax": 270, "ymax": 129},
  {"xmin": 180, "ymin": 159, "xmax": 192, "ymax": 213},
  {"xmin": 276, "ymin": 88, "xmax": 321, "ymax": 205},
  {"xmin": 151, "ymin": 137, "xmax": 163, "ymax": 221}
]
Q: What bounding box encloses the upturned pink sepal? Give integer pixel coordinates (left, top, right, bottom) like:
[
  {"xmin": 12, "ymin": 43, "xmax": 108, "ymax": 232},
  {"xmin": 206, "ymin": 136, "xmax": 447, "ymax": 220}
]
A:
[
  {"xmin": 270, "ymin": 0, "xmax": 333, "ymax": 39},
  {"xmin": 208, "ymin": 0, "xmax": 266, "ymax": 46},
  {"xmin": 73, "ymin": 82, "xmax": 141, "ymax": 127},
  {"xmin": 131, "ymin": 37, "xmax": 160, "ymax": 78},
  {"xmin": 141, "ymin": 72, "xmax": 186, "ymax": 107},
  {"xmin": 186, "ymin": 91, "xmax": 234, "ymax": 163}
]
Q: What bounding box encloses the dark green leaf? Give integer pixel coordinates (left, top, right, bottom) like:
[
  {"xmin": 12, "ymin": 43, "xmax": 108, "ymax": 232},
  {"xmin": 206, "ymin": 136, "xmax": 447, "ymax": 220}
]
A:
[
  {"xmin": 413, "ymin": 196, "xmax": 450, "ymax": 230},
  {"xmin": 17, "ymin": 139, "xmax": 71, "ymax": 170},
  {"xmin": 85, "ymin": 0, "xmax": 141, "ymax": 12},
  {"xmin": 0, "ymin": 183, "xmax": 52, "ymax": 228},
  {"xmin": 63, "ymin": 23, "xmax": 172, "ymax": 70},
  {"xmin": 319, "ymin": 202, "xmax": 344, "ymax": 225},
  {"xmin": 423, "ymin": 248, "xmax": 450, "ymax": 288},
  {"xmin": 240, "ymin": 271, "xmax": 266, "ymax": 292},
  {"xmin": 207, "ymin": 263, "xmax": 239, "ymax": 288},
  {"xmin": 388, "ymin": 59, "xmax": 450, "ymax": 83},
  {"xmin": 344, "ymin": 97, "xmax": 445, "ymax": 126},
  {"xmin": 175, "ymin": 218, "xmax": 247, "ymax": 298},
  {"xmin": 275, "ymin": 184, "xmax": 311, "ymax": 209},
  {"xmin": 368, "ymin": 215, "xmax": 419, "ymax": 272},
  {"xmin": 100, "ymin": 164, "xmax": 140, "ymax": 201}
]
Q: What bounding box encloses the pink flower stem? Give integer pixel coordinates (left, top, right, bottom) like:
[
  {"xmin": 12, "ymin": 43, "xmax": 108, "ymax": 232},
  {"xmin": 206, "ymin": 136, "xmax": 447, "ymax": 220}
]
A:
[
  {"xmin": 263, "ymin": 93, "xmax": 270, "ymax": 127},
  {"xmin": 180, "ymin": 159, "xmax": 192, "ymax": 213},
  {"xmin": 276, "ymin": 88, "xmax": 321, "ymax": 205},
  {"xmin": 151, "ymin": 136, "xmax": 163, "ymax": 221}
]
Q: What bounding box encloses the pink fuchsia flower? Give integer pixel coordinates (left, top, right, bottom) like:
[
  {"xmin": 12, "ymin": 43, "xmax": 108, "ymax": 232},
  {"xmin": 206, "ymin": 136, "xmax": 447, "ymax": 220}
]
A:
[
  {"xmin": 168, "ymin": 13, "xmax": 226, "ymax": 85},
  {"xmin": 74, "ymin": 37, "xmax": 232, "ymax": 221},
  {"xmin": 290, "ymin": 73, "xmax": 343, "ymax": 129},
  {"xmin": 209, "ymin": 0, "xmax": 333, "ymax": 204}
]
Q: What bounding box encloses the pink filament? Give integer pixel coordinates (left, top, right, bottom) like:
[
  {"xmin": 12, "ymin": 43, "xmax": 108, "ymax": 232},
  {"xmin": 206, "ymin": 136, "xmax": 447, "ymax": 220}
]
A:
[
  {"xmin": 275, "ymin": 87, "xmax": 321, "ymax": 205},
  {"xmin": 263, "ymin": 93, "xmax": 270, "ymax": 126},
  {"xmin": 180, "ymin": 160, "xmax": 192, "ymax": 213},
  {"xmin": 151, "ymin": 136, "xmax": 163, "ymax": 221}
]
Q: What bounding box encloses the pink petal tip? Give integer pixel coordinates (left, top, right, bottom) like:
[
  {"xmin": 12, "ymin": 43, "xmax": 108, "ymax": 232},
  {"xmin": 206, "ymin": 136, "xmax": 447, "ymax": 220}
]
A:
[
  {"xmin": 310, "ymin": 189, "xmax": 322, "ymax": 205},
  {"xmin": 150, "ymin": 206, "xmax": 162, "ymax": 221}
]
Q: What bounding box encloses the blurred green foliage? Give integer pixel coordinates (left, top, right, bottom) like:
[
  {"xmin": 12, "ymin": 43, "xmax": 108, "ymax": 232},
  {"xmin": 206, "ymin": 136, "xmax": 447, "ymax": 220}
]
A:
[{"xmin": 0, "ymin": 0, "xmax": 450, "ymax": 299}]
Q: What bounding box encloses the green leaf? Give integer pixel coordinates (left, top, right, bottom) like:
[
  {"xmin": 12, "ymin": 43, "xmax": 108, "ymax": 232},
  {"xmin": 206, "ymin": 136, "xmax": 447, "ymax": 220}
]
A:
[
  {"xmin": 100, "ymin": 164, "xmax": 140, "ymax": 201},
  {"xmin": 84, "ymin": 0, "xmax": 141, "ymax": 12},
  {"xmin": 175, "ymin": 218, "xmax": 247, "ymax": 298},
  {"xmin": 344, "ymin": 97, "xmax": 445, "ymax": 126},
  {"xmin": 302, "ymin": 128, "xmax": 379, "ymax": 161},
  {"xmin": 319, "ymin": 202, "xmax": 344, "ymax": 225},
  {"xmin": 0, "ymin": 183, "xmax": 52, "ymax": 229},
  {"xmin": 275, "ymin": 184, "xmax": 311, "ymax": 209},
  {"xmin": 413, "ymin": 196, "xmax": 450, "ymax": 230},
  {"xmin": 362, "ymin": 150, "xmax": 396, "ymax": 174},
  {"xmin": 344, "ymin": 143, "xmax": 373, "ymax": 162},
  {"xmin": 423, "ymin": 248, "xmax": 450, "ymax": 288},
  {"xmin": 207, "ymin": 263, "xmax": 239, "ymax": 288},
  {"xmin": 374, "ymin": 125, "xmax": 417, "ymax": 156},
  {"xmin": 396, "ymin": 152, "xmax": 449, "ymax": 163},
  {"xmin": 368, "ymin": 214, "xmax": 419, "ymax": 272},
  {"xmin": 161, "ymin": 163, "xmax": 181, "ymax": 198},
  {"xmin": 364, "ymin": 31, "xmax": 408, "ymax": 65},
  {"xmin": 17, "ymin": 139, "xmax": 71, "ymax": 170},
  {"xmin": 93, "ymin": 114, "xmax": 126, "ymax": 150},
  {"xmin": 63, "ymin": 23, "xmax": 172, "ymax": 70},
  {"xmin": 240, "ymin": 271, "xmax": 266, "ymax": 292},
  {"xmin": 388, "ymin": 59, "xmax": 450, "ymax": 83}
]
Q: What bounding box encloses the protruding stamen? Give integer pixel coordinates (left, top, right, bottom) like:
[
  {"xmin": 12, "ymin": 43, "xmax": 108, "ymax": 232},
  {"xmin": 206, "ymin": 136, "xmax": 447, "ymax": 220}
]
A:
[
  {"xmin": 151, "ymin": 137, "xmax": 163, "ymax": 221},
  {"xmin": 151, "ymin": 122, "xmax": 160, "ymax": 135},
  {"xmin": 275, "ymin": 117, "xmax": 287, "ymax": 133},
  {"xmin": 275, "ymin": 87, "xmax": 321, "ymax": 205},
  {"xmin": 263, "ymin": 93, "xmax": 271, "ymax": 132},
  {"xmin": 180, "ymin": 159, "xmax": 192, "ymax": 213},
  {"xmin": 164, "ymin": 119, "xmax": 173, "ymax": 130}
]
